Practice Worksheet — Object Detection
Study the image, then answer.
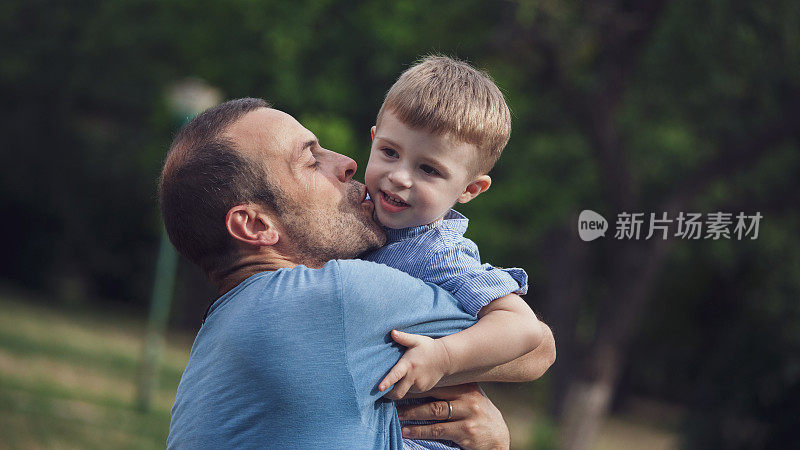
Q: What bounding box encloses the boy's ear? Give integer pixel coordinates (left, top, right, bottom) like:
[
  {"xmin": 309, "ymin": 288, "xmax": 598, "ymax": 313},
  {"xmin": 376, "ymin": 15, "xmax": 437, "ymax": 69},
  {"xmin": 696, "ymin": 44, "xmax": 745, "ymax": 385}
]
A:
[
  {"xmin": 370, "ymin": 126, "xmax": 376, "ymax": 141},
  {"xmin": 457, "ymin": 175, "xmax": 491, "ymax": 204},
  {"xmin": 226, "ymin": 204, "xmax": 279, "ymax": 246}
]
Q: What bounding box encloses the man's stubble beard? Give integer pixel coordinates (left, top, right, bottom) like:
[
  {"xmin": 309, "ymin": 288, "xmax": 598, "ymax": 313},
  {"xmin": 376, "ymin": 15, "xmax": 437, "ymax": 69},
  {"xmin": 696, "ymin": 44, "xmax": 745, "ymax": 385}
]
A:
[{"xmin": 277, "ymin": 181, "xmax": 386, "ymax": 268}]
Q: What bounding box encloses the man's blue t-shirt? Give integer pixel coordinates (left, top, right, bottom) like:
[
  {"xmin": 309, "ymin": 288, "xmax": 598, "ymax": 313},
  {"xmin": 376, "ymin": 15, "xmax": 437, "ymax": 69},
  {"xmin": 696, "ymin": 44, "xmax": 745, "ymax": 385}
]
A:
[{"xmin": 167, "ymin": 259, "xmax": 477, "ymax": 449}]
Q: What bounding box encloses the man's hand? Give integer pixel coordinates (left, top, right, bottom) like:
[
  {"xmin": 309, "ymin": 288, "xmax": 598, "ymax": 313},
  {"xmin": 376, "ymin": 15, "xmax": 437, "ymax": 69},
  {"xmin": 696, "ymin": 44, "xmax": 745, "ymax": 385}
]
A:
[
  {"xmin": 379, "ymin": 330, "xmax": 452, "ymax": 400},
  {"xmin": 397, "ymin": 384, "xmax": 510, "ymax": 450}
]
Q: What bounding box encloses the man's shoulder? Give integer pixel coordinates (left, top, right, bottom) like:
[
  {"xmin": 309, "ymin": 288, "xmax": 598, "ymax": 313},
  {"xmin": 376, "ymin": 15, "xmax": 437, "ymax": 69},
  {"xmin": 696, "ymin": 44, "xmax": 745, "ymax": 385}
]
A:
[
  {"xmin": 335, "ymin": 259, "xmax": 454, "ymax": 307},
  {"xmin": 227, "ymin": 260, "xmax": 419, "ymax": 294},
  {"xmin": 333, "ymin": 258, "xmax": 383, "ymax": 270},
  {"xmin": 334, "ymin": 258, "xmax": 420, "ymax": 282}
]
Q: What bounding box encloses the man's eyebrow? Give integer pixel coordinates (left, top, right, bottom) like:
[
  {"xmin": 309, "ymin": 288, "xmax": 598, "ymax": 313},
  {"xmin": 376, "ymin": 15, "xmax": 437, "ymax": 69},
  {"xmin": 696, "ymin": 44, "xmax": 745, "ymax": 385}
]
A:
[{"xmin": 294, "ymin": 139, "xmax": 317, "ymax": 159}]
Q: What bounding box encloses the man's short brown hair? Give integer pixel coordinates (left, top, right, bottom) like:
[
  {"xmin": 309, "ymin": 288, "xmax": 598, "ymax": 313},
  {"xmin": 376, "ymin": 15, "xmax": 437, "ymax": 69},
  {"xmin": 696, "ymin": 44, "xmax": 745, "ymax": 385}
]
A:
[
  {"xmin": 376, "ymin": 55, "xmax": 512, "ymax": 176},
  {"xmin": 159, "ymin": 98, "xmax": 278, "ymax": 277}
]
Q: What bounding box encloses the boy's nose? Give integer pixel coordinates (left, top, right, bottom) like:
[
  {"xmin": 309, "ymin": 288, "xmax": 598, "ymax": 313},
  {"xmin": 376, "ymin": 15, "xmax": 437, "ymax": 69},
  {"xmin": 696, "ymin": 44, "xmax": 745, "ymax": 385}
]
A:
[{"xmin": 387, "ymin": 168, "xmax": 412, "ymax": 188}]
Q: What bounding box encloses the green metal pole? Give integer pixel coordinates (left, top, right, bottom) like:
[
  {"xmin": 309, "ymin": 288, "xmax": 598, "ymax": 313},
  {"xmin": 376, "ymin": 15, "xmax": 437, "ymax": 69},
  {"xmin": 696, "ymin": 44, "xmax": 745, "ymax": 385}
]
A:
[
  {"xmin": 136, "ymin": 226, "xmax": 179, "ymax": 411},
  {"xmin": 136, "ymin": 79, "xmax": 221, "ymax": 412}
]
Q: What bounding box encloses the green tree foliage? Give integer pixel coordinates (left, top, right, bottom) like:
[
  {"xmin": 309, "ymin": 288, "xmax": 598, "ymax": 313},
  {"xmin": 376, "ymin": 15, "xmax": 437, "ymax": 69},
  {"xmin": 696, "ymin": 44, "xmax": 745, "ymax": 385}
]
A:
[{"xmin": 1, "ymin": 0, "xmax": 797, "ymax": 447}]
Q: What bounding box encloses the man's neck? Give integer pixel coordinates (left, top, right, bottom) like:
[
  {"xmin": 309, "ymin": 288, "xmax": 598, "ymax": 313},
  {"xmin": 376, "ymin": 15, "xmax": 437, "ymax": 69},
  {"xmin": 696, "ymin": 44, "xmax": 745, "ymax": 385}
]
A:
[{"xmin": 214, "ymin": 258, "xmax": 297, "ymax": 296}]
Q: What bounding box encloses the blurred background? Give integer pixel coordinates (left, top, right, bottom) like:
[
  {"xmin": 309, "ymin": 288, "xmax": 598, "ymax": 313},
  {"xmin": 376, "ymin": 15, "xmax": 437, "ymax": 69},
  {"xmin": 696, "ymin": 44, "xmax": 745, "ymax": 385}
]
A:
[{"xmin": 1, "ymin": 0, "xmax": 798, "ymax": 448}]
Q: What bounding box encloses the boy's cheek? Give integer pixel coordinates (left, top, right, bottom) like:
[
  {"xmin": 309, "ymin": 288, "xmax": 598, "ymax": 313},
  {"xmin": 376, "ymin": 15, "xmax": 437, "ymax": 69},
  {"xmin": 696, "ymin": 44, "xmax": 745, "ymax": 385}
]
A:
[
  {"xmin": 364, "ymin": 170, "xmax": 375, "ymax": 191},
  {"xmin": 364, "ymin": 165, "xmax": 380, "ymax": 191}
]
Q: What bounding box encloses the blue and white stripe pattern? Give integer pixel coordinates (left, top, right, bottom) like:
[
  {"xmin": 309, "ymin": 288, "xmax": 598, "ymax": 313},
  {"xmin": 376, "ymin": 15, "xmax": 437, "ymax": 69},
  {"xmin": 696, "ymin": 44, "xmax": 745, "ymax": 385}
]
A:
[{"xmin": 364, "ymin": 209, "xmax": 528, "ymax": 450}]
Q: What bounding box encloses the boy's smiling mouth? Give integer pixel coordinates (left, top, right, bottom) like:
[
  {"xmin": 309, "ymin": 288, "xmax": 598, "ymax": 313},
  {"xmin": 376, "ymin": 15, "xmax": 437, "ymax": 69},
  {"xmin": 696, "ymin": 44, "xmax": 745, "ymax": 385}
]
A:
[{"xmin": 379, "ymin": 190, "xmax": 411, "ymax": 213}]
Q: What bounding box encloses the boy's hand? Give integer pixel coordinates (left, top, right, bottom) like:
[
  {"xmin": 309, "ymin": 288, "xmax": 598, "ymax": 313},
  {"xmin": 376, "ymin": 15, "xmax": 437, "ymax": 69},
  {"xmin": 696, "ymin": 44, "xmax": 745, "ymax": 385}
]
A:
[{"xmin": 379, "ymin": 330, "xmax": 452, "ymax": 400}]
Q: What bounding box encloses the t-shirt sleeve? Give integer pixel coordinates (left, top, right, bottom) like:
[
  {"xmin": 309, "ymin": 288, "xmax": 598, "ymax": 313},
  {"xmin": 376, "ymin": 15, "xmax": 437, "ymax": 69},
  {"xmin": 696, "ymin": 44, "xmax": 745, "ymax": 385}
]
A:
[
  {"xmin": 337, "ymin": 259, "xmax": 477, "ymax": 339},
  {"xmin": 425, "ymin": 239, "xmax": 529, "ymax": 316},
  {"xmin": 334, "ymin": 259, "xmax": 478, "ymax": 407}
]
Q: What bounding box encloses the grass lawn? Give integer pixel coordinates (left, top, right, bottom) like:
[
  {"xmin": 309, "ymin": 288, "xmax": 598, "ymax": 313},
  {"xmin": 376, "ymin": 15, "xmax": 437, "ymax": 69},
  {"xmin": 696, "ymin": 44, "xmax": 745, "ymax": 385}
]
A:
[
  {"xmin": 0, "ymin": 288, "xmax": 679, "ymax": 449},
  {"xmin": 0, "ymin": 290, "xmax": 191, "ymax": 449}
]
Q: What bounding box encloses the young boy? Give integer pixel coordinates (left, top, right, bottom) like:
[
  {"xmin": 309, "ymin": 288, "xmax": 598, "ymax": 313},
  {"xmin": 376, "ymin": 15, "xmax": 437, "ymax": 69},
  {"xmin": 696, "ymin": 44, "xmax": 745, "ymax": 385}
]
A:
[{"xmin": 363, "ymin": 56, "xmax": 544, "ymax": 449}]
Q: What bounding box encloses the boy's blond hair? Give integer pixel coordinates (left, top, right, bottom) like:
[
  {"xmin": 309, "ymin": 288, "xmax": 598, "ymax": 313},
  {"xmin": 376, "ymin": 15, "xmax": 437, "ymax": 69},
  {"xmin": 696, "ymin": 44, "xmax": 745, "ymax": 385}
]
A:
[{"xmin": 376, "ymin": 55, "xmax": 511, "ymax": 176}]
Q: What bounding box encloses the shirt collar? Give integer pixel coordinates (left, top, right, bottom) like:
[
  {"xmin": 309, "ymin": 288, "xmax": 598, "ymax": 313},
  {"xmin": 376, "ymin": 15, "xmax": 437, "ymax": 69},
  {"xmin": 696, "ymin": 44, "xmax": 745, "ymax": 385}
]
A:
[{"xmin": 385, "ymin": 209, "xmax": 468, "ymax": 242}]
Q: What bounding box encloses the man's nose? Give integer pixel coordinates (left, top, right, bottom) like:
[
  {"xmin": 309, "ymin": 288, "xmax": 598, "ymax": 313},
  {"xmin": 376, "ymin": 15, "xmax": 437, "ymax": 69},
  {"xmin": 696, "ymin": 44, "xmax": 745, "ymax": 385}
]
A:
[
  {"xmin": 334, "ymin": 152, "xmax": 357, "ymax": 182},
  {"xmin": 387, "ymin": 167, "xmax": 412, "ymax": 188}
]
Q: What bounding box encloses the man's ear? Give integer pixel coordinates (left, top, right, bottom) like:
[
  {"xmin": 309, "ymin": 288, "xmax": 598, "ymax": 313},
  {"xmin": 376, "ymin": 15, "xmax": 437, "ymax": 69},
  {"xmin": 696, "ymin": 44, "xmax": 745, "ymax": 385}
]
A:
[
  {"xmin": 370, "ymin": 126, "xmax": 376, "ymax": 141},
  {"xmin": 225, "ymin": 205, "xmax": 279, "ymax": 246},
  {"xmin": 457, "ymin": 175, "xmax": 491, "ymax": 204}
]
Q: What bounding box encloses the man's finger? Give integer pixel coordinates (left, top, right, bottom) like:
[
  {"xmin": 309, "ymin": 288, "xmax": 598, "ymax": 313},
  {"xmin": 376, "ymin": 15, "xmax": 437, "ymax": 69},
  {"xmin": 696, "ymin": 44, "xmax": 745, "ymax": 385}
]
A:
[
  {"xmin": 402, "ymin": 421, "xmax": 462, "ymax": 441},
  {"xmin": 383, "ymin": 390, "xmax": 403, "ymax": 400},
  {"xmin": 379, "ymin": 361, "xmax": 408, "ymax": 391},
  {"xmin": 397, "ymin": 399, "xmax": 462, "ymax": 421},
  {"xmin": 401, "ymin": 383, "xmax": 482, "ymax": 400}
]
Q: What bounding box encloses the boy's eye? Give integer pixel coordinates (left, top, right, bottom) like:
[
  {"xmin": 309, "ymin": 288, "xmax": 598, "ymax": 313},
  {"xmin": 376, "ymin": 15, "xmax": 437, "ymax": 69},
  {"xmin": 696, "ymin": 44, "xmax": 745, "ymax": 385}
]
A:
[
  {"xmin": 420, "ymin": 165, "xmax": 440, "ymax": 176},
  {"xmin": 381, "ymin": 148, "xmax": 399, "ymax": 158}
]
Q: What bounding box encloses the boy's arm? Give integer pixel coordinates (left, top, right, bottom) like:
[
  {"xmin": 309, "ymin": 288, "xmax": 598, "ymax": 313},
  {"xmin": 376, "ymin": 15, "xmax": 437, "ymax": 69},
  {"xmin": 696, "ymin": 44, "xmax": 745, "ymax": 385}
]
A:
[
  {"xmin": 437, "ymin": 321, "xmax": 556, "ymax": 386},
  {"xmin": 379, "ymin": 293, "xmax": 544, "ymax": 399}
]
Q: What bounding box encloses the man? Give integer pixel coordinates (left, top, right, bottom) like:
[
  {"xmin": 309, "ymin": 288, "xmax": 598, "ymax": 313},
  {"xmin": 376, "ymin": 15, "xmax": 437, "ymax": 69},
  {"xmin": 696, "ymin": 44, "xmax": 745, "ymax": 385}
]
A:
[{"xmin": 160, "ymin": 98, "xmax": 555, "ymax": 449}]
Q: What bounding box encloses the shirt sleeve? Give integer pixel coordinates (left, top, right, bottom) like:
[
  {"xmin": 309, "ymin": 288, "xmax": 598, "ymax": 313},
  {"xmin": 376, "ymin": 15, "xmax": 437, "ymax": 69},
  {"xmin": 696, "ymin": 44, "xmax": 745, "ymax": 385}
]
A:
[
  {"xmin": 424, "ymin": 239, "xmax": 529, "ymax": 316},
  {"xmin": 335, "ymin": 259, "xmax": 478, "ymax": 407}
]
